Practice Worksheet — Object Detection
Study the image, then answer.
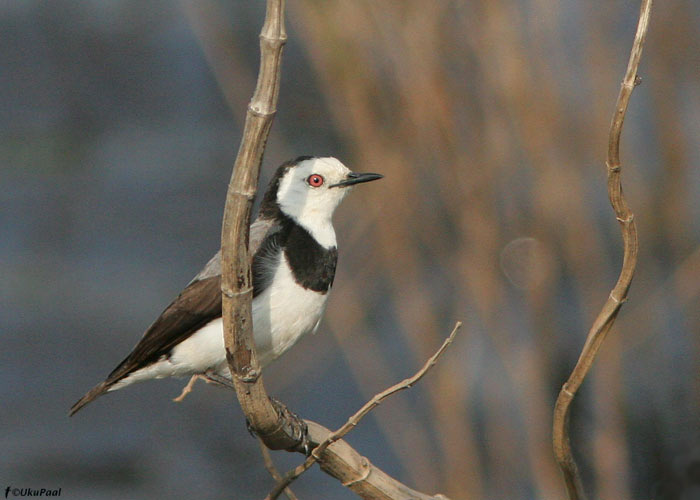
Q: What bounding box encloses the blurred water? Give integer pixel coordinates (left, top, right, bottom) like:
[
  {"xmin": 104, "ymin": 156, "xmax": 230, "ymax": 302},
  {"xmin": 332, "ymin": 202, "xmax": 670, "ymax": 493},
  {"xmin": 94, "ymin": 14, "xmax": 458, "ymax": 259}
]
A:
[{"xmin": 1, "ymin": 3, "xmax": 333, "ymax": 499}]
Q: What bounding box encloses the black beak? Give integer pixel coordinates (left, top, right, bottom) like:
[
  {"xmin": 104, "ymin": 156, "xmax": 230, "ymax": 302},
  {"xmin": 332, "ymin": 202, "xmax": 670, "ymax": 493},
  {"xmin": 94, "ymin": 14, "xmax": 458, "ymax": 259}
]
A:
[{"xmin": 330, "ymin": 172, "xmax": 384, "ymax": 188}]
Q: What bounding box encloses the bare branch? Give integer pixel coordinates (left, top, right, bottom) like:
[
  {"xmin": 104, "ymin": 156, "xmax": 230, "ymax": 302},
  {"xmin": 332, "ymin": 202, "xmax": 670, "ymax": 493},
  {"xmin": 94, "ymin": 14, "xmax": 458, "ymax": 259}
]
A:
[
  {"xmin": 267, "ymin": 322, "xmax": 462, "ymax": 500},
  {"xmin": 173, "ymin": 374, "xmax": 200, "ymax": 403},
  {"xmin": 220, "ymin": 2, "xmax": 459, "ymax": 498},
  {"xmin": 552, "ymin": 1, "xmax": 652, "ymax": 499},
  {"xmin": 221, "ymin": 0, "xmax": 303, "ymax": 451},
  {"xmin": 258, "ymin": 438, "xmax": 300, "ymax": 500}
]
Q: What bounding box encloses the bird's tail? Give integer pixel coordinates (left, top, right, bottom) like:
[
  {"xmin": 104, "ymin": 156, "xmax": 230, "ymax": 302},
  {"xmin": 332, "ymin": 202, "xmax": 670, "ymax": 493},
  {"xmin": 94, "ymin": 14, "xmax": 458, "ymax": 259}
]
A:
[{"xmin": 69, "ymin": 381, "xmax": 112, "ymax": 417}]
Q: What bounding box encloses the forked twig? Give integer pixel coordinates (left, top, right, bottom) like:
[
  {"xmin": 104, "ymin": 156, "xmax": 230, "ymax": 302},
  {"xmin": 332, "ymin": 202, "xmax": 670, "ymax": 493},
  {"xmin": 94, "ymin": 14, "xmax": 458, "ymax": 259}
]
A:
[
  {"xmin": 266, "ymin": 322, "xmax": 462, "ymax": 500},
  {"xmin": 552, "ymin": 1, "xmax": 652, "ymax": 499}
]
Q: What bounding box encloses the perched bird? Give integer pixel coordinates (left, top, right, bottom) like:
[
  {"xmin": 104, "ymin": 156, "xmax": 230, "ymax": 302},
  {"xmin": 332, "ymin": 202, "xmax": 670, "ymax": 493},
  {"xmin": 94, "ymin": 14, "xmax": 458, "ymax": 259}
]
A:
[{"xmin": 70, "ymin": 156, "xmax": 382, "ymax": 416}]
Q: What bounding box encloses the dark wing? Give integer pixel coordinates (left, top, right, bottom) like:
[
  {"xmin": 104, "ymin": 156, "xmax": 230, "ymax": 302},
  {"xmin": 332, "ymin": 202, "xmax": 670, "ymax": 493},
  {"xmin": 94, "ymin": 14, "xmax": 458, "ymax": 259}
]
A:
[
  {"xmin": 108, "ymin": 276, "xmax": 222, "ymax": 378},
  {"xmin": 69, "ymin": 217, "xmax": 281, "ymax": 416},
  {"xmin": 107, "ymin": 218, "xmax": 283, "ymax": 379},
  {"xmin": 69, "ymin": 275, "xmax": 222, "ymax": 416},
  {"xmin": 109, "ymin": 217, "xmax": 282, "ymax": 372}
]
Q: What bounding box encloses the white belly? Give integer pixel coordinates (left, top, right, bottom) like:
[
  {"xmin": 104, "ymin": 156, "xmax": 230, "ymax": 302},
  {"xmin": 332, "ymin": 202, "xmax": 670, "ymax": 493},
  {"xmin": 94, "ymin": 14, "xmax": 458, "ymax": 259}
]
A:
[
  {"xmin": 110, "ymin": 253, "xmax": 328, "ymax": 390},
  {"xmin": 252, "ymin": 253, "xmax": 329, "ymax": 366}
]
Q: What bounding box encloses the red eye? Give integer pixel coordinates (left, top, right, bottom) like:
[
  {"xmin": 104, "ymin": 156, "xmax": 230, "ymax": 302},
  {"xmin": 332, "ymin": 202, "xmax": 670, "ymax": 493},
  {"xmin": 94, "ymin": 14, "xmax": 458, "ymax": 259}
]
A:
[{"xmin": 307, "ymin": 174, "xmax": 324, "ymax": 187}]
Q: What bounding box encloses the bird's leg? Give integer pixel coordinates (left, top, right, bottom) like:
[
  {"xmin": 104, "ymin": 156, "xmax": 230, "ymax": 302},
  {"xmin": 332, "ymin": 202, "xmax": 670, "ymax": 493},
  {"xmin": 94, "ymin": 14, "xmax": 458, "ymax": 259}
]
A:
[
  {"xmin": 173, "ymin": 372, "xmax": 235, "ymax": 403},
  {"xmin": 201, "ymin": 370, "xmax": 236, "ymax": 389}
]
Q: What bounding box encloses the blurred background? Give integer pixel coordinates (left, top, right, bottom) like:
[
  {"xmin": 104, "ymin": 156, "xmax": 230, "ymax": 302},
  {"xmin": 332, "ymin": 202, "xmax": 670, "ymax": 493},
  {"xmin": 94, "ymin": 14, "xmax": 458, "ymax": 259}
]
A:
[{"xmin": 2, "ymin": 1, "xmax": 699, "ymax": 499}]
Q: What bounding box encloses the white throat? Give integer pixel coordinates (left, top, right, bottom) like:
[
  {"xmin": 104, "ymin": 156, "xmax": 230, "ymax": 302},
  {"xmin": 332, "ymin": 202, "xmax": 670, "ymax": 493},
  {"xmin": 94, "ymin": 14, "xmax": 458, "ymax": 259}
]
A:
[{"xmin": 286, "ymin": 209, "xmax": 337, "ymax": 249}]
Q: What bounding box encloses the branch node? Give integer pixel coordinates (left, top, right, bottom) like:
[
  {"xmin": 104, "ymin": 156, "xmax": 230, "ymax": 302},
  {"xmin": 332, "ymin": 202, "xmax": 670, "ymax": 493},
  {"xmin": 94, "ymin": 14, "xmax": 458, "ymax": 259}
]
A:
[
  {"xmin": 234, "ymin": 369, "xmax": 260, "ymax": 384},
  {"xmin": 247, "ymin": 104, "xmax": 276, "ymax": 118},
  {"xmin": 341, "ymin": 457, "xmax": 372, "ymax": 487},
  {"xmin": 259, "ymin": 33, "xmax": 288, "ymax": 44},
  {"xmin": 230, "ymin": 187, "xmax": 258, "ymax": 199},
  {"xmin": 222, "ymin": 286, "xmax": 253, "ymax": 299},
  {"xmin": 609, "ymin": 292, "xmax": 627, "ymax": 305},
  {"xmin": 616, "ymin": 214, "xmax": 634, "ymax": 224}
]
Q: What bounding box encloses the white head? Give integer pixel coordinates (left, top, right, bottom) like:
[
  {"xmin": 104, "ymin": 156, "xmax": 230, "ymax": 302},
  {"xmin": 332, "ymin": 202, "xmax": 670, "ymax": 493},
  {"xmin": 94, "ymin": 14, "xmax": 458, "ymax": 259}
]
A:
[{"xmin": 266, "ymin": 157, "xmax": 382, "ymax": 248}]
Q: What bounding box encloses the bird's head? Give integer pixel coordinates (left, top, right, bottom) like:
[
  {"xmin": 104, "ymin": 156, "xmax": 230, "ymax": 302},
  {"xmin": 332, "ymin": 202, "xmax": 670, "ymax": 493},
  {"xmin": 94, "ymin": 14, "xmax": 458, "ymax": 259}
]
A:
[{"xmin": 261, "ymin": 157, "xmax": 382, "ymax": 237}]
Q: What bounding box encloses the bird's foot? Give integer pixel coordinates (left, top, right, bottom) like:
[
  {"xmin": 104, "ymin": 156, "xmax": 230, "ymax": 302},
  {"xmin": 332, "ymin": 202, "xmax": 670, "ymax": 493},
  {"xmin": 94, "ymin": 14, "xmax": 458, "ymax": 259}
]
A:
[
  {"xmin": 268, "ymin": 396, "xmax": 311, "ymax": 455},
  {"xmin": 245, "ymin": 397, "xmax": 310, "ymax": 454}
]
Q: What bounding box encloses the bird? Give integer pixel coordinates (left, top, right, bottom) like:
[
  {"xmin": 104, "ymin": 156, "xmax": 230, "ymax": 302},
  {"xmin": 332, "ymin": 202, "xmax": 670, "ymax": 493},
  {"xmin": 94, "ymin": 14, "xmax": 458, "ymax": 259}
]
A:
[{"xmin": 70, "ymin": 156, "xmax": 382, "ymax": 416}]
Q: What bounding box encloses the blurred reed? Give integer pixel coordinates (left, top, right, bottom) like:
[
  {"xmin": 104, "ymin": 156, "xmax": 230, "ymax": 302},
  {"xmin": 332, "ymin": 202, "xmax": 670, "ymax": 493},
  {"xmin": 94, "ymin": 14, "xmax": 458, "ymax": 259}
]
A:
[{"xmin": 187, "ymin": 0, "xmax": 700, "ymax": 498}]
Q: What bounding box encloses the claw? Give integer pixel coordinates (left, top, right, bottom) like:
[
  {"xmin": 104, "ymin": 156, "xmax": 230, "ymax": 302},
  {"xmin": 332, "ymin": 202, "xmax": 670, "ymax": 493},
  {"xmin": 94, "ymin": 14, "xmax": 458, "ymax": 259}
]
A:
[
  {"xmin": 268, "ymin": 396, "xmax": 310, "ymax": 453},
  {"xmin": 301, "ymin": 431, "xmax": 312, "ymax": 457},
  {"xmin": 245, "ymin": 418, "xmax": 257, "ymax": 437}
]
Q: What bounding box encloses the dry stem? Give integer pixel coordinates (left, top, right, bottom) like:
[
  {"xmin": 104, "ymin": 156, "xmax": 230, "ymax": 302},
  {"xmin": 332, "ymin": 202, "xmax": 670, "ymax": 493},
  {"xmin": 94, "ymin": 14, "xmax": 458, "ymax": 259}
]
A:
[
  {"xmin": 552, "ymin": 1, "xmax": 652, "ymax": 499},
  {"xmin": 221, "ymin": 0, "xmax": 303, "ymax": 451},
  {"xmin": 266, "ymin": 322, "xmax": 462, "ymax": 500},
  {"xmin": 220, "ymin": 1, "xmax": 458, "ymax": 498},
  {"xmin": 258, "ymin": 438, "xmax": 300, "ymax": 500}
]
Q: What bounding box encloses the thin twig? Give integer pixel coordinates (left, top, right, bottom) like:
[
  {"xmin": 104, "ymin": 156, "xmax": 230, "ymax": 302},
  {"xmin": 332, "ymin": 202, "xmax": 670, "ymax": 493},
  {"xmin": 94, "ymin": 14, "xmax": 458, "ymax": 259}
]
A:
[
  {"xmin": 266, "ymin": 322, "xmax": 462, "ymax": 500},
  {"xmin": 552, "ymin": 1, "xmax": 651, "ymax": 499},
  {"xmin": 173, "ymin": 374, "xmax": 200, "ymax": 402},
  {"xmin": 258, "ymin": 438, "xmax": 300, "ymax": 500}
]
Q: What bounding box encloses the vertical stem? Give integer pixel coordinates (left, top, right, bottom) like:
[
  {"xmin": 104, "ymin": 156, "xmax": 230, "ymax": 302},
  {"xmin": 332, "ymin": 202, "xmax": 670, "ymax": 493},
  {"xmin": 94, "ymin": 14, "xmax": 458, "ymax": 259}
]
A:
[
  {"xmin": 220, "ymin": 0, "xmax": 302, "ymax": 448},
  {"xmin": 552, "ymin": 1, "xmax": 652, "ymax": 498}
]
